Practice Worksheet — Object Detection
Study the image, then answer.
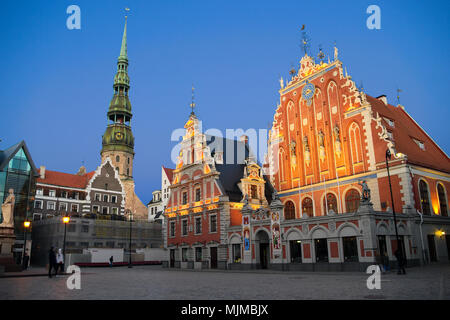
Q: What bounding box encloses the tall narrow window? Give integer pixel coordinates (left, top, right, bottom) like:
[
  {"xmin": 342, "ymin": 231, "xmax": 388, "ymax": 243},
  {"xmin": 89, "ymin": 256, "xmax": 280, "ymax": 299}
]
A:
[
  {"xmin": 182, "ymin": 220, "xmax": 188, "ymax": 236},
  {"xmin": 302, "ymin": 197, "xmax": 313, "ymax": 217},
  {"xmin": 437, "ymin": 183, "xmax": 448, "ymax": 217},
  {"xmin": 195, "ymin": 188, "xmax": 201, "ymax": 202},
  {"xmin": 210, "ymin": 215, "xmax": 217, "ymax": 233},
  {"xmin": 419, "ymin": 180, "xmax": 431, "ymax": 215},
  {"xmin": 345, "ymin": 189, "xmax": 360, "ymax": 213},
  {"xmin": 284, "ymin": 201, "xmax": 295, "ymax": 220},
  {"xmin": 323, "ymin": 193, "xmax": 338, "ymax": 214}
]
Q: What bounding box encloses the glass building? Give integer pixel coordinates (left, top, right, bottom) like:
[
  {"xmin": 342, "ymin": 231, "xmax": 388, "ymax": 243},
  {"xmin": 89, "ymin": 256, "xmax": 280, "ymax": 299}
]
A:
[{"xmin": 0, "ymin": 141, "xmax": 38, "ymax": 262}]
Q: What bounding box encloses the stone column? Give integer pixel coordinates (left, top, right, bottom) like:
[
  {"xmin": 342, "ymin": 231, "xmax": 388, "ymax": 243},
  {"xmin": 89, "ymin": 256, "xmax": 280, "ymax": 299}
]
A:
[{"xmin": 269, "ymin": 191, "xmax": 284, "ymax": 265}]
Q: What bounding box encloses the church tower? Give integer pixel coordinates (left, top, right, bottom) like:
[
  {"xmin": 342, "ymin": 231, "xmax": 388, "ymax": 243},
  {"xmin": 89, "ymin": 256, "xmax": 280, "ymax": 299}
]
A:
[
  {"xmin": 101, "ymin": 16, "xmax": 134, "ymax": 178},
  {"xmin": 100, "ymin": 16, "xmax": 146, "ymax": 219}
]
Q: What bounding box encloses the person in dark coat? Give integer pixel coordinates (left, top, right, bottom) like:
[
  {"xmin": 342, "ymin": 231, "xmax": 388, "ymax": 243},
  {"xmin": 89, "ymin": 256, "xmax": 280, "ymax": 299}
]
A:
[
  {"xmin": 23, "ymin": 249, "xmax": 30, "ymax": 270},
  {"xmin": 394, "ymin": 248, "xmax": 406, "ymax": 275},
  {"xmin": 109, "ymin": 256, "xmax": 114, "ymax": 267},
  {"xmin": 48, "ymin": 247, "xmax": 57, "ymax": 278}
]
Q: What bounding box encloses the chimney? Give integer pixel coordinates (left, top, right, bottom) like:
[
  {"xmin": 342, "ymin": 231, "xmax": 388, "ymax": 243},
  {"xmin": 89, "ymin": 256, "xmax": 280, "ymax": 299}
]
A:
[
  {"xmin": 376, "ymin": 95, "xmax": 387, "ymax": 106},
  {"xmin": 40, "ymin": 166, "xmax": 45, "ymax": 179}
]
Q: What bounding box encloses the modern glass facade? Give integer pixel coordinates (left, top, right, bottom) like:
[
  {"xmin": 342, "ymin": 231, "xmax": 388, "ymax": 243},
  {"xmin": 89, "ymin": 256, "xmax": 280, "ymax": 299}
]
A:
[{"xmin": 0, "ymin": 147, "xmax": 36, "ymax": 238}]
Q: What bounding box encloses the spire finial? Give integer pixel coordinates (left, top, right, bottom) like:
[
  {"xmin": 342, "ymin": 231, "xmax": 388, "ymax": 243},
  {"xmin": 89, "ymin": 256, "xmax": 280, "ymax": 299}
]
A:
[
  {"xmin": 396, "ymin": 88, "xmax": 402, "ymax": 105},
  {"xmin": 190, "ymin": 84, "xmax": 196, "ymax": 115},
  {"xmin": 119, "ymin": 8, "xmax": 130, "ymax": 60}
]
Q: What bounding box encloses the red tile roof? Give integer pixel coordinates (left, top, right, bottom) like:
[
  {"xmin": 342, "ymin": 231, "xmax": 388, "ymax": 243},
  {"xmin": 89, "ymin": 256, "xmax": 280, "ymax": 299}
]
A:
[
  {"xmin": 162, "ymin": 166, "xmax": 174, "ymax": 184},
  {"xmin": 368, "ymin": 95, "xmax": 450, "ymax": 173},
  {"xmin": 37, "ymin": 169, "xmax": 95, "ymax": 189}
]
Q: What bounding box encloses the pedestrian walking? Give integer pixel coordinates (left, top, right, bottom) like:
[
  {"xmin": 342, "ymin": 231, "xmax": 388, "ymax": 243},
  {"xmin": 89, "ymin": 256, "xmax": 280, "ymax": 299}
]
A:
[
  {"xmin": 48, "ymin": 247, "xmax": 57, "ymax": 278},
  {"xmin": 56, "ymin": 248, "xmax": 64, "ymax": 275},
  {"xmin": 394, "ymin": 248, "xmax": 406, "ymax": 275},
  {"xmin": 382, "ymin": 250, "xmax": 390, "ymax": 272},
  {"xmin": 109, "ymin": 255, "xmax": 114, "ymax": 267}
]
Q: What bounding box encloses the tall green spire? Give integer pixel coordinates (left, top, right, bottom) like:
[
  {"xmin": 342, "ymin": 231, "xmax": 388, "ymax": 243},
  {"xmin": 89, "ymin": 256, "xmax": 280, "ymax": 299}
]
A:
[
  {"xmin": 101, "ymin": 16, "xmax": 134, "ymax": 157},
  {"xmin": 119, "ymin": 16, "xmax": 127, "ymax": 61}
]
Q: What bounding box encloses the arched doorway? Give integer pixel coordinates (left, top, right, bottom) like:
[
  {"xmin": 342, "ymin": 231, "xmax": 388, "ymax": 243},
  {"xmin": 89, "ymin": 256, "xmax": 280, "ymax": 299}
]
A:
[{"xmin": 255, "ymin": 230, "xmax": 270, "ymax": 269}]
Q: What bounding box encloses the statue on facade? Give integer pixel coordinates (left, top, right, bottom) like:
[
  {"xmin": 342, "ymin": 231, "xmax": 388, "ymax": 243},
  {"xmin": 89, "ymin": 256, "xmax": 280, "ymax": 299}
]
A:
[
  {"xmin": 358, "ymin": 180, "xmax": 371, "ymax": 202},
  {"xmin": 0, "ymin": 189, "xmax": 15, "ymax": 228},
  {"xmin": 303, "ymin": 136, "xmax": 311, "ymax": 166},
  {"xmin": 318, "ymin": 130, "xmax": 326, "ymax": 162},
  {"xmin": 333, "ymin": 124, "xmax": 342, "ymax": 158}
]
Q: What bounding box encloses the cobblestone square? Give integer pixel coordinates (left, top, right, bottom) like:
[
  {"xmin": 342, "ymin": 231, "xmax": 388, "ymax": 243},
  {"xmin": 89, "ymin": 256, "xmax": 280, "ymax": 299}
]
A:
[{"xmin": 0, "ymin": 264, "xmax": 448, "ymax": 300}]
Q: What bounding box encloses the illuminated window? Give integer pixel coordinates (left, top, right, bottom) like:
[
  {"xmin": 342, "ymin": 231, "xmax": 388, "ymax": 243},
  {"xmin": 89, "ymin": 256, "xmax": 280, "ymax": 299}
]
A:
[
  {"xmin": 437, "ymin": 183, "xmax": 448, "ymax": 217},
  {"xmin": 419, "ymin": 180, "xmax": 431, "ymax": 215},
  {"xmin": 345, "ymin": 189, "xmax": 360, "ymax": 213},
  {"xmin": 302, "ymin": 197, "xmax": 313, "ymax": 217},
  {"xmin": 323, "ymin": 193, "xmax": 338, "ymax": 214},
  {"xmin": 284, "ymin": 201, "xmax": 295, "ymax": 220}
]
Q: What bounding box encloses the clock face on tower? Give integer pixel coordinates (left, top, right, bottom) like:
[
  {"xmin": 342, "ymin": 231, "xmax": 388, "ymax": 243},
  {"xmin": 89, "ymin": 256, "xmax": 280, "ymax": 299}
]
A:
[{"xmin": 115, "ymin": 132, "xmax": 124, "ymax": 141}]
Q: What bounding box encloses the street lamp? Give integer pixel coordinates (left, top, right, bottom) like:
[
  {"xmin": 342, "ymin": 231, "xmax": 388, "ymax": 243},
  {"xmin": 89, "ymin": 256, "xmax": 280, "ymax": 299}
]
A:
[
  {"xmin": 62, "ymin": 215, "xmax": 70, "ymax": 270},
  {"xmin": 128, "ymin": 210, "xmax": 133, "ymax": 268},
  {"xmin": 385, "ymin": 149, "xmax": 402, "ymax": 273},
  {"xmin": 22, "ymin": 220, "xmax": 31, "ymax": 270}
]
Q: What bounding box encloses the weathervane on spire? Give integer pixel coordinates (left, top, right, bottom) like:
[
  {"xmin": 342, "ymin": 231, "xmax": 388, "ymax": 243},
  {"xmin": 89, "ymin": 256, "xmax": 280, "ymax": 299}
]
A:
[
  {"xmin": 190, "ymin": 84, "xmax": 196, "ymax": 115},
  {"xmin": 125, "ymin": 7, "xmax": 130, "ymax": 18},
  {"xmin": 396, "ymin": 88, "xmax": 402, "ymax": 105},
  {"xmin": 300, "ymin": 24, "xmax": 310, "ymax": 56}
]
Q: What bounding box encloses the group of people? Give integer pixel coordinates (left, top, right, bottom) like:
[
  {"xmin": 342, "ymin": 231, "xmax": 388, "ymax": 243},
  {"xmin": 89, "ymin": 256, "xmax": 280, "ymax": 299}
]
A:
[
  {"xmin": 379, "ymin": 248, "xmax": 407, "ymax": 275},
  {"xmin": 48, "ymin": 246, "xmax": 64, "ymax": 278}
]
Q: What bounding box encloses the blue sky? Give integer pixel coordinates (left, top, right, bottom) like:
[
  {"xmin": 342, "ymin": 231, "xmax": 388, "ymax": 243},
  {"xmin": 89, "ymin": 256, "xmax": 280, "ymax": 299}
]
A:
[{"xmin": 1, "ymin": 0, "xmax": 449, "ymax": 203}]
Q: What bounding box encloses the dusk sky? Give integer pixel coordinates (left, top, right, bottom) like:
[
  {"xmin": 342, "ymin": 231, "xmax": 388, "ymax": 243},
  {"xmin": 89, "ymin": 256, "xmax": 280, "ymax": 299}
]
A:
[{"xmin": 1, "ymin": 0, "xmax": 449, "ymax": 203}]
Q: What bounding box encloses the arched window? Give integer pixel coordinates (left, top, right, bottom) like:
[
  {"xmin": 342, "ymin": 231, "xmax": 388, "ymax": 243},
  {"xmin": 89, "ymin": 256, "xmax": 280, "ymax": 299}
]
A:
[
  {"xmin": 323, "ymin": 193, "xmax": 338, "ymax": 214},
  {"xmin": 345, "ymin": 189, "xmax": 360, "ymax": 213},
  {"xmin": 284, "ymin": 201, "xmax": 296, "ymax": 220},
  {"xmin": 116, "ymin": 155, "xmax": 120, "ymax": 162},
  {"xmin": 437, "ymin": 183, "xmax": 448, "ymax": 217},
  {"xmin": 419, "ymin": 180, "xmax": 431, "ymax": 215},
  {"xmin": 302, "ymin": 197, "xmax": 313, "ymax": 217},
  {"xmin": 349, "ymin": 122, "xmax": 363, "ymax": 165}
]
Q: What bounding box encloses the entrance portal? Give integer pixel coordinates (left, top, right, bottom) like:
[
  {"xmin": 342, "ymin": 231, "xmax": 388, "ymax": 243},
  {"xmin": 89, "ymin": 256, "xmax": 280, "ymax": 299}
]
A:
[{"xmin": 255, "ymin": 230, "xmax": 270, "ymax": 269}]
